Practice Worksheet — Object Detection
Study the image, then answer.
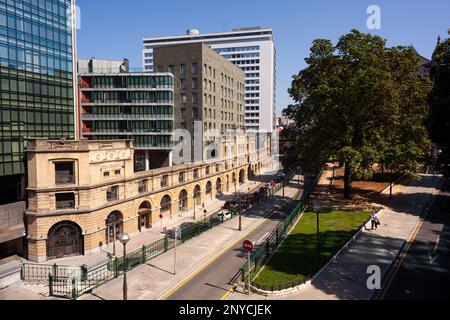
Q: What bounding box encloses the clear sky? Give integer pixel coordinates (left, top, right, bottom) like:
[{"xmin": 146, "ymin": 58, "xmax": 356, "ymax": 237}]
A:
[{"xmin": 75, "ymin": 0, "xmax": 450, "ymax": 116}]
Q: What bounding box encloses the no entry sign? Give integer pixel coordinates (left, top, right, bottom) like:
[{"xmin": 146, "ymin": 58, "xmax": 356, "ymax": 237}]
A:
[{"xmin": 243, "ymin": 240, "xmax": 253, "ymax": 252}]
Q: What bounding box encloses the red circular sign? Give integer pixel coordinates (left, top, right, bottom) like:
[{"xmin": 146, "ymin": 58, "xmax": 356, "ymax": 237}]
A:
[{"xmin": 243, "ymin": 240, "xmax": 253, "ymax": 252}]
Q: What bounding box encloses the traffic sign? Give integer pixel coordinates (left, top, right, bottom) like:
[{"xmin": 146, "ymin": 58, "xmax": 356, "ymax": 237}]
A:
[{"xmin": 243, "ymin": 240, "xmax": 253, "ymax": 252}]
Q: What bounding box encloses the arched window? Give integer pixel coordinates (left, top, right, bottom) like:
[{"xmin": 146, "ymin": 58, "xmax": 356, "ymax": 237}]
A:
[
  {"xmin": 179, "ymin": 189, "xmax": 188, "ymax": 212},
  {"xmin": 105, "ymin": 211, "xmax": 123, "ymax": 244},
  {"xmin": 160, "ymin": 195, "xmax": 172, "ymax": 214},
  {"xmin": 194, "ymin": 185, "xmax": 201, "ymax": 205}
]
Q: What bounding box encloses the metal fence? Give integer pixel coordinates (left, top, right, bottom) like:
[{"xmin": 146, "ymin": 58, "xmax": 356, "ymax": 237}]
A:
[
  {"xmin": 21, "ymin": 263, "xmax": 82, "ymax": 283},
  {"xmin": 238, "ymin": 169, "xmax": 323, "ymax": 290},
  {"xmin": 41, "ymin": 171, "xmax": 297, "ymax": 299},
  {"xmin": 246, "ymin": 276, "xmax": 312, "ymax": 292}
]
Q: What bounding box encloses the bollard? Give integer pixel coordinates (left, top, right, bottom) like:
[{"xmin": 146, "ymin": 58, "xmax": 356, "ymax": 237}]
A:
[
  {"xmin": 48, "ymin": 274, "xmax": 53, "ymax": 296},
  {"xmin": 81, "ymin": 265, "xmax": 88, "ymax": 282},
  {"xmin": 114, "ymin": 257, "xmax": 119, "ymax": 278},
  {"xmin": 142, "ymin": 245, "xmax": 146, "ymax": 263},
  {"xmin": 164, "ymin": 235, "xmax": 169, "ymax": 252},
  {"xmin": 71, "ymin": 278, "xmax": 77, "ymax": 300}
]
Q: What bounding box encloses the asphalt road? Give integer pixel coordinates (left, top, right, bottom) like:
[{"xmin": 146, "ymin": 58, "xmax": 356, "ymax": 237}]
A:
[
  {"xmin": 383, "ymin": 178, "xmax": 450, "ymax": 300},
  {"xmin": 165, "ymin": 179, "xmax": 311, "ymax": 300}
]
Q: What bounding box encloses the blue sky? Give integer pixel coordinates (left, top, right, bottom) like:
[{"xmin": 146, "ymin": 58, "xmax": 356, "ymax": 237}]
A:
[{"xmin": 76, "ymin": 0, "xmax": 450, "ymax": 116}]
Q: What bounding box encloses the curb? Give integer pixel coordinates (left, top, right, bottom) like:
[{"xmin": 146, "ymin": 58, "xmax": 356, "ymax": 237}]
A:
[
  {"xmin": 157, "ymin": 180, "xmax": 303, "ymax": 300},
  {"xmin": 372, "ymin": 175, "xmax": 444, "ymax": 300},
  {"xmin": 249, "ymin": 214, "xmax": 372, "ymax": 297}
]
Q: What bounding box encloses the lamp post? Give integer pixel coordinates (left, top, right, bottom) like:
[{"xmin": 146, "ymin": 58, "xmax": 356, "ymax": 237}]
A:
[
  {"xmin": 313, "ymin": 204, "xmax": 321, "ymax": 271},
  {"xmin": 238, "ymin": 206, "xmax": 242, "ymax": 231},
  {"xmin": 112, "ymin": 224, "xmax": 116, "ymax": 256},
  {"xmin": 118, "ymin": 232, "xmax": 130, "ymax": 301},
  {"xmin": 193, "ymin": 195, "xmax": 196, "ymax": 220}
]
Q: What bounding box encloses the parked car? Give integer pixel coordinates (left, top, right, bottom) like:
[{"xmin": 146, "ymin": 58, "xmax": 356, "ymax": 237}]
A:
[
  {"xmin": 217, "ymin": 210, "xmax": 233, "ymax": 221},
  {"xmin": 223, "ymin": 200, "xmax": 238, "ymax": 209}
]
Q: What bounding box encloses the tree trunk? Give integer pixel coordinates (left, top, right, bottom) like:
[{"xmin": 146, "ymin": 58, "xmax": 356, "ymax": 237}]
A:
[{"xmin": 344, "ymin": 163, "xmax": 352, "ymax": 199}]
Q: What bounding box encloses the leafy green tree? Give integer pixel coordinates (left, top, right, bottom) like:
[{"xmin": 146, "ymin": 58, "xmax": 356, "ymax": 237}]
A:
[
  {"xmin": 428, "ymin": 35, "xmax": 450, "ymax": 176},
  {"xmin": 284, "ymin": 30, "xmax": 431, "ymax": 198}
]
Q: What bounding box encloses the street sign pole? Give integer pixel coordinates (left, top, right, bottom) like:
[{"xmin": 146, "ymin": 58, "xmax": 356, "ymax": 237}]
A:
[
  {"xmin": 243, "ymin": 239, "xmax": 254, "ymax": 296},
  {"xmin": 174, "ymin": 227, "xmax": 178, "ymax": 275},
  {"xmin": 247, "ymin": 250, "xmax": 251, "ymax": 296}
]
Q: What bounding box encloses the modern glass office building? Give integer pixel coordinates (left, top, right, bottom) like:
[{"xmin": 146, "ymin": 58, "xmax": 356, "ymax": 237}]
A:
[
  {"xmin": 78, "ymin": 58, "xmax": 174, "ymax": 170},
  {"xmin": 0, "ymin": 0, "xmax": 77, "ymax": 203},
  {"xmin": 142, "ymin": 27, "xmax": 276, "ymax": 133}
]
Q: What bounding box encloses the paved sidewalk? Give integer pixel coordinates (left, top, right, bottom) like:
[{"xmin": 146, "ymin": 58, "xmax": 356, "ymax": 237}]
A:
[
  {"xmin": 230, "ymin": 174, "xmax": 443, "ymax": 300},
  {"xmin": 77, "ymin": 178, "xmax": 303, "ymax": 300}
]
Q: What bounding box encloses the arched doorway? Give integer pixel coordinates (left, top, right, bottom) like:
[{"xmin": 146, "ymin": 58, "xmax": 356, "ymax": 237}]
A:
[
  {"xmin": 239, "ymin": 169, "xmax": 245, "ymax": 185},
  {"xmin": 206, "ymin": 181, "xmax": 212, "ymax": 199},
  {"xmin": 106, "ymin": 211, "xmax": 123, "ymax": 244},
  {"xmin": 179, "ymin": 189, "xmax": 188, "ymax": 212},
  {"xmin": 160, "ymin": 195, "xmax": 172, "ymax": 217},
  {"xmin": 47, "ymin": 221, "xmax": 83, "ymax": 259},
  {"xmin": 216, "ymin": 178, "xmax": 222, "ymax": 196},
  {"xmin": 194, "ymin": 185, "xmax": 201, "ymax": 205},
  {"xmin": 138, "ymin": 201, "xmax": 151, "ymax": 232}
]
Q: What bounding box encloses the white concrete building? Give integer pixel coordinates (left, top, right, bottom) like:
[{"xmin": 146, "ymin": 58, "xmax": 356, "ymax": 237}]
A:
[{"xmin": 142, "ymin": 27, "xmax": 276, "ymax": 132}]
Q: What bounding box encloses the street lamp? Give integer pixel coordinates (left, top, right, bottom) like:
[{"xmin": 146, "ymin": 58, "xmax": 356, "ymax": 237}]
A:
[
  {"xmin": 313, "ymin": 204, "xmax": 321, "ymax": 271},
  {"xmin": 193, "ymin": 195, "xmax": 196, "ymax": 220},
  {"xmin": 118, "ymin": 232, "xmax": 130, "ymax": 301},
  {"xmin": 238, "ymin": 205, "xmax": 242, "ymax": 231}
]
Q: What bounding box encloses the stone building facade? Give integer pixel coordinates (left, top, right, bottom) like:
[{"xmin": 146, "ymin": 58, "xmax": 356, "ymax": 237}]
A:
[
  {"xmin": 25, "ymin": 136, "xmax": 271, "ymax": 262},
  {"xmin": 152, "ymin": 43, "xmax": 246, "ymax": 136}
]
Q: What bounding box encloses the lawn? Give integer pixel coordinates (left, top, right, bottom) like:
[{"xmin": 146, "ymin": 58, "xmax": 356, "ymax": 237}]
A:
[{"xmin": 252, "ymin": 211, "xmax": 371, "ymax": 288}]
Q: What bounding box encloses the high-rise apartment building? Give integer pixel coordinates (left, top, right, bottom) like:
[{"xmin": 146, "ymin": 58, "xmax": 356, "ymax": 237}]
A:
[
  {"xmin": 78, "ymin": 58, "xmax": 174, "ymax": 170},
  {"xmin": 143, "ymin": 27, "xmax": 276, "ymax": 133},
  {"xmin": 152, "ymin": 43, "xmax": 245, "ymax": 137},
  {"xmin": 0, "ymin": 0, "xmax": 77, "ymax": 204}
]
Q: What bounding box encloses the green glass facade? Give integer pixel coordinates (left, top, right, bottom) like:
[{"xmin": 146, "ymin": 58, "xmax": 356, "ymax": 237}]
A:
[
  {"xmin": 80, "ymin": 73, "xmax": 174, "ymax": 150},
  {"xmin": 0, "ymin": 0, "xmax": 75, "ymax": 179}
]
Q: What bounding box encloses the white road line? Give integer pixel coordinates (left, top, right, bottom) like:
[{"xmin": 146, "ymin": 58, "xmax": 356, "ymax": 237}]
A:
[
  {"xmin": 433, "ymin": 234, "xmax": 441, "ymax": 255},
  {"xmin": 255, "ymin": 232, "xmax": 269, "ymax": 245}
]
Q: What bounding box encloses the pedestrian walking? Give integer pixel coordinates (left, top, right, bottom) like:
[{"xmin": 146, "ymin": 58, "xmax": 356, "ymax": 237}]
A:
[{"xmin": 370, "ymin": 210, "xmax": 380, "ymax": 230}]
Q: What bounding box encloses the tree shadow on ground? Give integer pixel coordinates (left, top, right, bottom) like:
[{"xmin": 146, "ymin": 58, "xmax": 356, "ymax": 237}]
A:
[{"xmin": 315, "ymin": 175, "xmax": 443, "ymax": 217}]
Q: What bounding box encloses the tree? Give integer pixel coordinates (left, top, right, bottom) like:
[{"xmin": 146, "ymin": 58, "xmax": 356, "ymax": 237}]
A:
[
  {"xmin": 428, "ymin": 35, "xmax": 450, "ymax": 176},
  {"xmin": 284, "ymin": 30, "xmax": 431, "ymax": 198}
]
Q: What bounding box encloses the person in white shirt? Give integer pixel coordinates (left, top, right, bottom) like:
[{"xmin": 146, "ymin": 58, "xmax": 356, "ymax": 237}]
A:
[{"xmin": 371, "ymin": 211, "xmax": 379, "ymax": 230}]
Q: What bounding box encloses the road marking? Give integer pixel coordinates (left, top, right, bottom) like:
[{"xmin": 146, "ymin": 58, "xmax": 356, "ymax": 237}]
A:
[
  {"xmin": 255, "ymin": 232, "xmax": 269, "ymax": 245},
  {"xmin": 380, "ymin": 178, "xmax": 443, "ymax": 300},
  {"xmin": 433, "ymin": 234, "xmax": 441, "ymax": 254},
  {"xmin": 220, "ymin": 285, "xmax": 237, "ymax": 300},
  {"xmin": 159, "ymin": 206, "xmax": 281, "ymax": 300},
  {"xmin": 159, "ymin": 187, "xmax": 302, "ymax": 300}
]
